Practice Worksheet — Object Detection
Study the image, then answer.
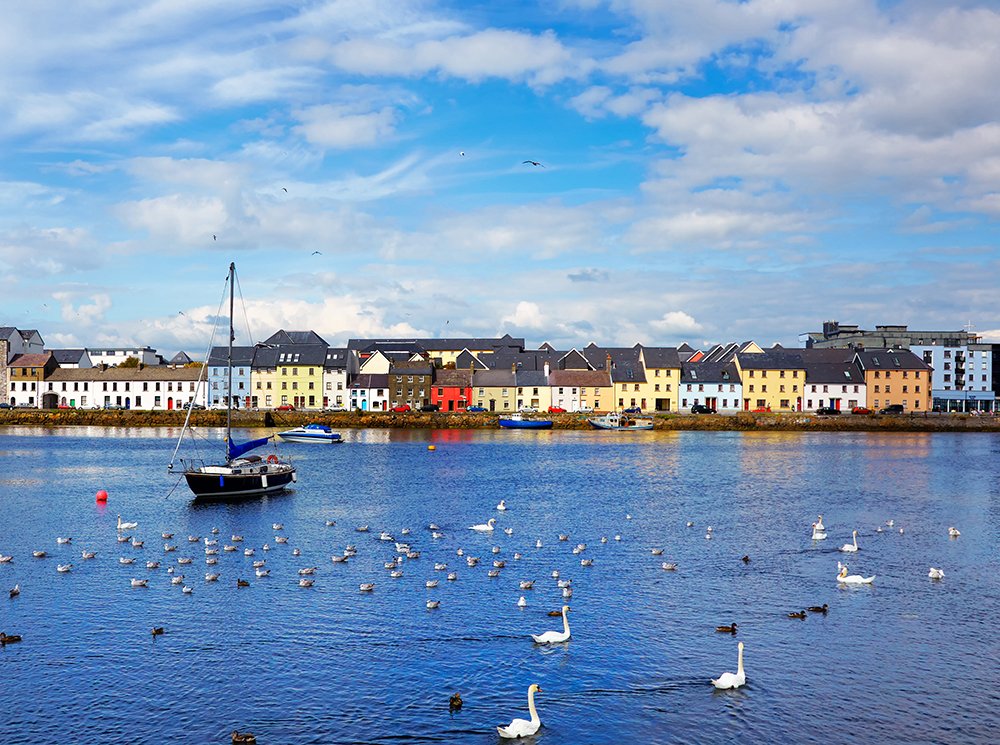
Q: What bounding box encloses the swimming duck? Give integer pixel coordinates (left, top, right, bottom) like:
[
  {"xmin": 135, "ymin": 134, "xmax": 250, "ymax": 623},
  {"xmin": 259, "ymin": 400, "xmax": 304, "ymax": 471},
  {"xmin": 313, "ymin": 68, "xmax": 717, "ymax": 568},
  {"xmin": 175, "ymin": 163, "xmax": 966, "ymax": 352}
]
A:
[
  {"xmin": 449, "ymin": 693, "xmax": 463, "ymax": 710},
  {"xmin": 117, "ymin": 535, "xmax": 131, "ymax": 543},
  {"xmin": 9, "ymin": 584, "xmax": 20, "ymax": 598},
  {"xmin": 431, "ymin": 532, "xmax": 443, "ymax": 539},
  {"xmin": 243, "ymin": 548, "xmax": 255, "ymax": 557},
  {"xmin": 262, "ymin": 544, "xmax": 270, "ymax": 551},
  {"xmin": 426, "ymin": 580, "xmax": 439, "ymax": 588},
  {"xmin": 948, "ymin": 527, "xmax": 961, "ymax": 538},
  {"xmin": 686, "ymin": 521, "xmax": 695, "ymax": 528},
  {"xmin": 840, "ymin": 530, "xmax": 860, "ymax": 553},
  {"xmin": 255, "ymin": 568, "xmax": 270, "ymax": 578},
  {"xmin": 231, "ymin": 535, "xmax": 243, "ymax": 542},
  {"xmin": 205, "ymin": 548, "xmax": 219, "ymax": 556},
  {"xmin": 716, "ymin": 623, "xmax": 737, "ymax": 634},
  {"xmin": 558, "ymin": 534, "xmax": 569, "ymax": 541},
  {"xmin": 119, "ymin": 557, "xmax": 135, "ymax": 565},
  {"xmin": 151, "ymin": 627, "xmax": 164, "ymax": 636},
  {"xmin": 807, "ymin": 604, "xmax": 829, "ymax": 613},
  {"xmin": 356, "ymin": 525, "xmax": 369, "ymax": 532},
  {"xmin": 504, "ymin": 527, "xmax": 513, "ymax": 536},
  {"xmin": 928, "ymin": 567, "xmax": 945, "ymax": 579},
  {"xmin": 562, "ymin": 586, "xmax": 573, "ymax": 598},
  {"xmin": 0, "ymin": 555, "xmax": 12, "ymax": 563},
  {"xmin": 57, "ymin": 563, "xmax": 72, "ymax": 573},
  {"xmin": 205, "ymin": 573, "xmax": 220, "ymax": 582},
  {"xmin": 497, "ymin": 684, "xmax": 542, "ymax": 739},
  {"xmin": 359, "ymin": 583, "xmax": 375, "ymax": 592},
  {"xmin": 292, "ymin": 548, "xmax": 301, "ymax": 557},
  {"xmin": 741, "ymin": 555, "xmax": 751, "ymax": 564},
  {"xmin": 298, "ymin": 567, "xmax": 317, "ymax": 576},
  {"xmin": 711, "ymin": 642, "xmax": 745, "ymax": 690},
  {"xmin": 182, "ymin": 586, "xmax": 193, "ymax": 594},
  {"xmin": 253, "ymin": 560, "xmax": 266, "ymax": 568},
  {"xmin": 0, "ymin": 632, "xmax": 23, "ymax": 645},
  {"xmin": 161, "ymin": 532, "xmax": 173, "ymax": 540},
  {"xmin": 171, "ymin": 575, "xmax": 185, "ymax": 585},
  {"xmin": 379, "ymin": 532, "xmax": 394, "ymax": 542},
  {"xmin": 56, "ymin": 537, "xmax": 72, "ymax": 544},
  {"xmin": 237, "ymin": 579, "xmax": 250, "ymax": 588},
  {"xmin": 325, "ymin": 520, "xmax": 336, "ymax": 527},
  {"xmin": 130, "ymin": 578, "xmax": 148, "ymax": 588},
  {"xmin": 614, "ymin": 534, "xmax": 621, "ymax": 542},
  {"xmin": 206, "ymin": 558, "xmax": 218, "ymax": 565},
  {"xmin": 211, "ymin": 527, "xmax": 219, "ymax": 534},
  {"xmin": 426, "ymin": 600, "xmax": 440, "ymax": 609},
  {"xmin": 519, "ymin": 580, "xmax": 534, "ymax": 590},
  {"xmin": 493, "ymin": 560, "xmax": 506, "ymax": 569},
  {"xmin": 81, "ymin": 550, "xmax": 96, "ymax": 560},
  {"xmin": 435, "ymin": 563, "xmax": 448, "ymax": 571},
  {"xmin": 447, "ymin": 572, "xmax": 457, "ymax": 581},
  {"xmin": 551, "ymin": 570, "xmax": 560, "ymax": 578},
  {"xmin": 401, "ymin": 528, "xmax": 411, "ymax": 535},
  {"xmin": 787, "ymin": 610, "xmax": 807, "ymax": 620},
  {"xmin": 547, "ymin": 609, "xmax": 563, "ymax": 617},
  {"xmin": 131, "ymin": 539, "xmax": 143, "ymax": 548},
  {"xmin": 390, "ymin": 570, "xmax": 403, "ymax": 578},
  {"xmin": 177, "ymin": 557, "xmax": 193, "ymax": 565},
  {"xmin": 224, "ymin": 545, "xmax": 237, "ymax": 553},
  {"xmin": 231, "ymin": 731, "xmax": 256, "ymax": 745},
  {"xmin": 651, "ymin": 548, "xmax": 663, "ymax": 556},
  {"xmin": 514, "ymin": 552, "xmax": 522, "ymax": 560},
  {"xmin": 428, "ymin": 523, "xmax": 440, "ymax": 531},
  {"xmin": 487, "ymin": 569, "xmax": 501, "ymax": 578},
  {"xmin": 531, "ymin": 605, "xmax": 570, "ymax": 643},
  {"xmin": 469, "ymin": 519, "xmax": 497, "ymax": 533},
  {"xmin": 163, "ymin": 544, "xmax": 176, "ymax": 552},
  {"xmin": 32, "ymin": 550, "xmax": 46, "ymax": 558},
  {"xmin": 331, "ymin": 555, "xmax": 348, "ymax": 563},
  {"xmin": 580, "ymin": 558, "xmax": 593, "ymax": 567},
  {"xmin": 298, "ymin": 578, "xmax": 314, "ymax": 588}
]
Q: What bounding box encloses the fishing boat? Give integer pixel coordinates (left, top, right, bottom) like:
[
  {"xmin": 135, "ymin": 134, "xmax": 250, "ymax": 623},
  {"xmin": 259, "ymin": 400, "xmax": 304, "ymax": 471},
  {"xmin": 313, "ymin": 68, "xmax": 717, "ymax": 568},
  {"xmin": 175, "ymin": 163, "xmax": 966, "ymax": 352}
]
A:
[
  {"xmin": 588, "ymin": 411, "xmax": 654, "ymax": 431},
  {"xmin": 498, "ymin": 412, "xmax": 553, "ymax": 430},
  {"xmin": 168, "ymin": 263, "xmax": 296, "ymax": 500},
  {"xmin": 277, "ymin": 424, "xmax": 343, "ymax": 444}
]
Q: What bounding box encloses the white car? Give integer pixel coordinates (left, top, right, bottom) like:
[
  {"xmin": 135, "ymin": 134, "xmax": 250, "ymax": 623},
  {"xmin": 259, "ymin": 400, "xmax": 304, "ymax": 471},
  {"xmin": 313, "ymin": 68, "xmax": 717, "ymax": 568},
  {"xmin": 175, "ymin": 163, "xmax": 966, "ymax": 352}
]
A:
[
  {"xmin": 519, "ymin": 406, "xmax": 538, "ymax": 413},
  {"xmin": 577, "ymin": 406, "xmax": 594, "ymax": 413}
]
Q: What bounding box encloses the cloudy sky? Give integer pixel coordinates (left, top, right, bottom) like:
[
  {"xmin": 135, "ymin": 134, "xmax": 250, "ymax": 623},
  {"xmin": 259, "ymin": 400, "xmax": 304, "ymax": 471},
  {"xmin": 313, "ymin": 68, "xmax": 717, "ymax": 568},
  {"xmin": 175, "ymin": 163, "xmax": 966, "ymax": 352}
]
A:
[{"xmin": 3, "ymin": 0, "xmax": 999, "ymax": 357}]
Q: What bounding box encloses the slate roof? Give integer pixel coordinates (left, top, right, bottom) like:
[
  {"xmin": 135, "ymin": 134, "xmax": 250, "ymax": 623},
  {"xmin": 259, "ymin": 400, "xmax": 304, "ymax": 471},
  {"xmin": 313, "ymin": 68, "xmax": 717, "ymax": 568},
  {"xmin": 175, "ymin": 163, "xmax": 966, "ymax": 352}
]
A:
[
  {"xmin": 472, "ymin": 369, "xmax": 516, "ymax": 387},
  {"xmin": 251, "ymin": 346, "xmax": 280, "ymax": 368},
  {"xmin": 324, "ymin": 348, "xmax": 351, "ymax": 370},
  {"xmin": 207, "ymin": 346, "xmax": 257, "ymax": 367},
  {"xmin": 168, "ymin": 351, "xmax": 193, "ymax": 365},
  {"xmin": 548, "ymin": 369, "xmax": 612, "ymax": 387},
  {"xmin": 681, "ymin": 361, "xmax": 740, "ymax": 384},
  {"xmin": 389, "ymin": 360, "xmax": 434, "ymax": 376},
  {"xmin": 0, "ymin": 327, "xmax": 16, "ymax": 338},
  {"xmin": 263, "ymin": 330, "xmax": 329, "ymax": 346},
  {"xmin": 349, "ymin": 373, "xmax": 389, "ymax": 389},
  {"xmin": 639, "ymin": 346, "xmax": 682, "ymax": 369},
  {"xmin": 433, "ymin": 369, "xmax": 472, "ymax": 387},
  {"xmin": 46, "ymin": 367, "xmax": 201, "ymax": 382},
  {"xmin": 852, "ymin": 349, "xmax": 932, "ymax": 371},
  {"xmin": 51, "ymin": 349, "xmax": 88, "ymax": 365},
  {"xmin": 454, "ymin": 350, "xmax": 489, "ymax": 370},
  {"xmin": 515, "ymin": 370, "xmax": 548, "ymax": 387},
  {"xmin": 19, "ymin": 329, "xmax": 39, "ymax": 341},
  {"xmin": 736, "ymin": 350, "xmax": 805, "ymax": 370},
  {"xmin": 582, "ymin": 345, "xmax": 646, "ymax": 383},
  {"xmin": 349, "ymin": 335, "xmax": 524, "ymax": 353},
  {"xmin": 275, "ymin": 344, "xmax": 327, "ymax": 365}
]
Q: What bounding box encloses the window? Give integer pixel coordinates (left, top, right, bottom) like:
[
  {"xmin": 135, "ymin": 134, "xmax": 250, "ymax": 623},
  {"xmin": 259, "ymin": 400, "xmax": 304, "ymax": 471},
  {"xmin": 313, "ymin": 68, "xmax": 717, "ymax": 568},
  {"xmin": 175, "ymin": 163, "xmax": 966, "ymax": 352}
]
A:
[
  {"xmin": 780, "ymin": 385, "xmax": 785, "ymax": 393},
  {"xmin": 762, "ymin": 385, "xmax": 767, "ymax": 392},
  {"xmin": 749, "ymin": 384, "xmax": 755, "ymax": 392}
]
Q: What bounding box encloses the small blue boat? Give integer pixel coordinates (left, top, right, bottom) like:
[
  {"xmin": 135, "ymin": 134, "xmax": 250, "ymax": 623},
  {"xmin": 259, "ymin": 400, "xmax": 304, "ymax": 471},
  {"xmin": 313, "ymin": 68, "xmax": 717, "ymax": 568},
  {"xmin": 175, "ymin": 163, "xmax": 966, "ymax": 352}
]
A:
[
  {"xmin": 277, "ymin": 423, "xmax": 343, "ymax": 444},
  {"xmin": 498, "ymin": 413, "xmax": 553, "ymax": 430}
]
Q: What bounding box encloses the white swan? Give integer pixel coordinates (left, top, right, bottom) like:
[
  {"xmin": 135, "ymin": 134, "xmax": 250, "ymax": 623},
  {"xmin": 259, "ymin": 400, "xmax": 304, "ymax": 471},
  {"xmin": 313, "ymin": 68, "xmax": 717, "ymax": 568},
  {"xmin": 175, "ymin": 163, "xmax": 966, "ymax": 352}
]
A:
[
  {"xmin": 811, "ymin": 522, "xmax": 827, "ymax": 540},
  {"xmin": 497, "ymin": 500, "xmax": 507, "ymax": 511},
  {"xmin": 56, "ymin": 536, "xmax": 72, "ymax": 544},
  {"xmin": 837, "ymin": 562, "xmax": 874, "ymax": 584},
  {"xmin": 928, "ymin": 567, "xmax": 945, "ymax": 579},
  {"xmin": 948, "ymin": 527, "xmax": 961, "ymax": 537},
  {"xmin": 814, "ymin": 515, "xmax": 825, "ymax": 532},
  {"xmin": 518, "ymin": 596, "xmax": 527, "ymax": 607},
  {"xmin": 117, "ymin": 515, "xmax": 138, "ymax": 531},
  {"xmin": 469, "ymin": 518, "xmax": 497, "ymax": 532},
  {"xmin": 497, "ymin": 684, "xmax": 542, "ymax": 739},
  {"xmin": 840, "ymin": 530, "xmax": 859, "ymax": 552},
  {"xmin": 531, "ymin": 605, "xmax": 570, "ymax": 643},
  {"xmin": 711, "ymin": 641, "xmax": 746, "ymax": 690}
]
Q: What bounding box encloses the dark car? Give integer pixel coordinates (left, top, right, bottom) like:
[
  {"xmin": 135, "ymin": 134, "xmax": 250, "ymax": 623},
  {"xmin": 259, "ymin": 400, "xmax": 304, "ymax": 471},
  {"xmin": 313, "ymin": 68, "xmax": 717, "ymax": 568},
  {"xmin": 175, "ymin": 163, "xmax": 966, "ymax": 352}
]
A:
[
  {"xmin": 0, "ymin": 403, "xmax": 12, "ymax": 409},
  {"xmin": 420, "ymin": 404, "xmax": 440, "ymax": 412},
  {"xmin": 851, "ymin": 406, "xmax": 872, "ymax": 415},
  {"xmin": 879, "ymin": 404, "xmax": 905, "ymax": 415},
  {"xmin": 623, "ymin": 406, "xmax": 642, "ymax": 414},
  {"xmin": 391, "ymin": 404, "xmax": 411, "ymax": 412},
  {"xmin": 691, "ymin": 404, "xmax": 716, "ymax": 414},
  {"xmin": 184, "ymin": 402, "xmax": 206, "ymax": 410},
  {"xmin": 466, "ymin": 406, "xmax": 487, "ymax": 412},
  {"xmin": 816, "ymin": 407, "xmax": 841, "ymax": 415}
]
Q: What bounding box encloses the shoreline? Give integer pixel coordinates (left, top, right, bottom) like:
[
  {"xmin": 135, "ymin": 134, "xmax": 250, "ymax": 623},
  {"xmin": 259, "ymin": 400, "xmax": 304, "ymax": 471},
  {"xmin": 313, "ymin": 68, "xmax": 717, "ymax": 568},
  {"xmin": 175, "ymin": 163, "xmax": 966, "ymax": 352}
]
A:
[{"xmin": 2, "ymin": 409, "xmax": 999, "ymax": 432}]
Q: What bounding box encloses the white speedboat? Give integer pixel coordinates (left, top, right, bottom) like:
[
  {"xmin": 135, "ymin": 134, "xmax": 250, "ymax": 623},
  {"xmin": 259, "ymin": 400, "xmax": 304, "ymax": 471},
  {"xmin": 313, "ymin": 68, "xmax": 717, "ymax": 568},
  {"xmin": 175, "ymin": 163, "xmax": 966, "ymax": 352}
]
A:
[
  {"xmin": 277, "ymin": 424, "xmax": 343, "ymax": 444},
  {"xmin": 588, "ymin": 412, "xmax": 654, "ymax": 431}
]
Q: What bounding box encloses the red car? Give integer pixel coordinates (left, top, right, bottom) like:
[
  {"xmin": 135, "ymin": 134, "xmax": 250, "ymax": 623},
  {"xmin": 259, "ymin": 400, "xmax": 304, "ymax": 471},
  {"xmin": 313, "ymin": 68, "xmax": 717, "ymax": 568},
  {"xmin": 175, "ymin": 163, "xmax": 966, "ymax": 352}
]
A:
[
  {"xmin": 276, "ymin": 404, "xmax": 295, "ymax": 411},
  {"xmin": 392, "ymin": 404, "xmax": 411, "ymax": 412},
  {"xmin": 851, "ymin": 407, "xmax": 872, "ymax": 415},
  {"xmin": 752, "ymin": 406, "xmax": 772, "ymax": 413},
  {"xmin": 547, "ymin": 406, "xmax": 566, "ymax": 413}
]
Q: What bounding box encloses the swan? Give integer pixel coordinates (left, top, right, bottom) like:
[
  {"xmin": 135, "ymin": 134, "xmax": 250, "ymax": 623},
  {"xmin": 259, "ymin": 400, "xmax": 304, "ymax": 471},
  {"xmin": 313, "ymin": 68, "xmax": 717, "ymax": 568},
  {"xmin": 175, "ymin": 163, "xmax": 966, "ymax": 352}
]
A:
[
  {"xmin": 171, "ymin": 575, "xmax": 185, "ymax": 585},
  {"xmin": 536, "ymin": 539, "xmax": 542, "ymax": 548},
  {"xmin": 504, "ymin": 527, "xmax": 514, "ymax": 536},
  {"xmin": 814, "ymin": 515, "xmax": 825, "ymax": 531},
  {"xmin": 255, "ymin": 568, "xmax": 270, "ymax": 578},
  {"xmin": 531, "ymin": 605, "xmax": 570, "ymax": 643},
  {"xmin": 518, "ymin": 596, "xmax": 527, "ymax": 607},
  {"xmin": 948, "ymin": 527, "xmax": 961, "ymax": 537},
  {"xmin": 497, "ymin": 500, "xmax": 507, "ymax": 511},
  {"xmin": 117, "ymin": 515, "xmax": 138, "ymax": 531},
  {"xmin": 811, "ymin": 523, "xmax": 827, "ymax": 540},
  {"xmin": 182, "ymin": 586, "xmax": 193, "ymax": 594},
  {"xmin": 379, "ymin": 532, "xmax": 393, "ymax": 542},
  {"xmin": 56, "ymin": 537, "xmax": 71, "ymax": 544},
  {"xmin": 840, "ymin": 530, "xmax": 859, "ymax": 553},
  {"xmin": 711, "ymin": 641, "xmax": 746, "ymax": 690},
  {"xmin": 562, "ymin": 586, "xmax": 573, "ymax": 598},
  {"xmin": 497, "ymin": 684, "xmax": 542, "ymax": 739},
  {"xmin": 837, "ymin": 562, "xmax": 874, "ymax": 584},
  {"xmin": 469, "ymin": 518, "xmax": 497, "ymax": 532},
  {"xmin": 928, "ymin": 567, "xmax": 945, "ymax": 579}
]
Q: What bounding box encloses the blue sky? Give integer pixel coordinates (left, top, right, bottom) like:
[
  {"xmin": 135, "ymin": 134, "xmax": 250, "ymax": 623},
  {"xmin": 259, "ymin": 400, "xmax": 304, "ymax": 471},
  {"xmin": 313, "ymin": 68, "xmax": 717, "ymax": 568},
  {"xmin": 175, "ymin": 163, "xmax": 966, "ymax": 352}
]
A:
[{"xmin": 3, "ymin": 0, "xmax": 999, "ymax": 357}]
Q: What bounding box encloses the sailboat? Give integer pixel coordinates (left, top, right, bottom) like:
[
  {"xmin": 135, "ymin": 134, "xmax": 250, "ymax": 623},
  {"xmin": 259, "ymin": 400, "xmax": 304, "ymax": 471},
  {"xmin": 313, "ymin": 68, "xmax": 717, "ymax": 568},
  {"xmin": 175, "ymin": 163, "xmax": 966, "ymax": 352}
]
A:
[{"xmin": 168, "ymin": 262, "xmax": 296, "ymax": 500}]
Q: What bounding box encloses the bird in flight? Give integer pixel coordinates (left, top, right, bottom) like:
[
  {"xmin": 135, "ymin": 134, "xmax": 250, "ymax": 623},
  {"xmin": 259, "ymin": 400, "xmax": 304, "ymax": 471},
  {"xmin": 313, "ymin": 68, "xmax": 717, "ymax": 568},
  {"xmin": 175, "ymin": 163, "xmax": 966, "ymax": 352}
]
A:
[
  {"xmin": 523, "ymin": 160, "xmax": 544, "ymax": 167},
  {"xmin": 311, "ymin": 251, "xmax": 322, "ymax": 255},
  {"xmin": 460, "ymin": 151, "xmax": 465, "ymax": 157},
  {"xmin": 282, "ymin": 187, "xmax": 288, "ymax": 193},
  {"xmin": 212, "ymin": 234, "xmax": 217, "ymax": 241}
]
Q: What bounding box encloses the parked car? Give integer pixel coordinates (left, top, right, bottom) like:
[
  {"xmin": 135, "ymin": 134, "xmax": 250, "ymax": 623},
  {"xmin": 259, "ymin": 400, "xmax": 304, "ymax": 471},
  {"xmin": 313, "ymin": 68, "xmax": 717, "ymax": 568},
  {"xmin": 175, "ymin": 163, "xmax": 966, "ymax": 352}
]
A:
[
  {"xmin": 691, "ymin": 404, "xmax": 716, "ymax": 414},
  {"xmin": 519, "ymin": 406, "xmax": 538, "ymax": 413},
  {"xmin": 392, "ymin": 404, "xmax": 411, "ymax": 412},
  {"xmin": 577, "ymin": 406, "xmax": 594, "ymax": 414},
  {"xmin": 466, "ymin": 406, "xmax": 487, "ymax": 412},
  {"xmin": 0, "ymin": 403, "xmax": 11, "ymax": 409},
  {"xmin": 816, "ymin": 407, "xmax": 841, "ymax": 415},
  {"xmin": 420, "ymin": 404, "xmax": 440, "ymax": 412},
  {"xmin": 276, "ymin": 404, "xmax": 295, "ymax": 411},
  {"xmin": 752, "ymin": 406, "xmax": 771, "ymax": 413},
  {"xmin": 548, "ymin": 406, "xmax": 566, "ymax": 413},
  {"xmin": 326, "ymin": 405, "xmax": 347, "ymax": 412},
  {"xmin": 851, "ymin": 406, "xmax": 872, "ymax": 415},
  {"xmin": 104, "ymin": 404, "xmax": 125, "ymax": 410},
  {"xmin": 183, "ymin": 402, "xmax": 205, "ymax": 410},
  {"xmin": 878, "ymin": 404, "xmax": 905, "ymax": 415},
  {"xmin": 623, "ymin": 406, "xmax": 642, "ymax": 414}
]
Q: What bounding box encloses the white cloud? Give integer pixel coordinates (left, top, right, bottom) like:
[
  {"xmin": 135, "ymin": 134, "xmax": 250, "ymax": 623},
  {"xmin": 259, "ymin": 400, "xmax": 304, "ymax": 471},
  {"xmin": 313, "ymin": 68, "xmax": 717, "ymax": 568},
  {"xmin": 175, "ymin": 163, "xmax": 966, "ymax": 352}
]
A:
[
  {"xmin": 293, "ymin": 104, "xmax": 398, "ymax": 149},
  {"xmin": 651, "ymin": 310, "xmax": 701, "ymax": 334},
  {"xmin": 502, "ymin": 301, "xmax": 545, "ymax": 330},
  {"xmin": 54, "ymin": 291, "xmax": 112, "ymax": 325}
]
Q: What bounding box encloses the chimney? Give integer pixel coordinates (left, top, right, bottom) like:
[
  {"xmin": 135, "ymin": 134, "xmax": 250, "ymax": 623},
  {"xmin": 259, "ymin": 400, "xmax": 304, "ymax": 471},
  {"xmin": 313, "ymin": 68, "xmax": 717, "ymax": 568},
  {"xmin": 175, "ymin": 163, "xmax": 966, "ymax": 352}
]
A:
[
  {"xmin": 605, "ymin": 353, "xmax": 611, "ymax": 372},
  {"xmin": 511, "ymin": 362, "xmax": 516, "ymax": 373},
  {"xmin": 100, "ymin": 363, "xmax": 108, "ymax": 372},
  {"xmin": 138, "ymin": 362, "xmax": 144, "ymax": 370},
  {"xmin": 543, "ymin": 361, "xmax": 550, "ymax": 378}
]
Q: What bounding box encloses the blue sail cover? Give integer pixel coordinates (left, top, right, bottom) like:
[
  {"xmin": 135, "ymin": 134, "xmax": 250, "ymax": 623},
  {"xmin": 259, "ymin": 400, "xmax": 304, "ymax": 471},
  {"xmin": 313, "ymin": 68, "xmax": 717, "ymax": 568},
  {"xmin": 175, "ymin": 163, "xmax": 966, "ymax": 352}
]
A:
[{"xmin": 227, "ymin": 436, "xmax": 272, "ymax": 460}]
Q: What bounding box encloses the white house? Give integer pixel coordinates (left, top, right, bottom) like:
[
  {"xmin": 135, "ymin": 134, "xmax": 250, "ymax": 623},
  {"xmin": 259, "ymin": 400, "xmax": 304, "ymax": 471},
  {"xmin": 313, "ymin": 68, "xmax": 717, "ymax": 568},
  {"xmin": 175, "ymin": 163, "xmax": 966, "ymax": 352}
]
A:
[
  {"xmin": 323, "ymin": 347, "xmax": 358, "ymax": 409},
  {"xmin": 349, "ymin": 373, "xmax": 390, "ymax": 411},
  {"xmin": 43, "ymin": 366, "xmax": 204, "ymax": 410},
  {"xmin": 679, "ymin": 361, "xmax": 744, "ymax": 412}
]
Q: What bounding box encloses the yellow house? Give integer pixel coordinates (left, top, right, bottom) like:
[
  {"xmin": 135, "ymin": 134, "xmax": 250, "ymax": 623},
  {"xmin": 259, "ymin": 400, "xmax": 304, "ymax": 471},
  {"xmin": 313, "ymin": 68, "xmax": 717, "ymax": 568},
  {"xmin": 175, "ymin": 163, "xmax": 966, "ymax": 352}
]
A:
[
  {"xmin": 637, "ymin": 346, "xmax": 682, "ymax": 412},
  {"xmin": 275, "ymin": 347, "xmax": 325, "ymax": 410},
  {"xmin": 734, "ymin": 345, "xmax": 805, "ymax": 412},
  {"xmin": 471, "ymin": 368, "xmax": 518, "ymax": 412},
  {"xmin": 251, "ymin": 347, "xmax": 280, "ymax": 409}
]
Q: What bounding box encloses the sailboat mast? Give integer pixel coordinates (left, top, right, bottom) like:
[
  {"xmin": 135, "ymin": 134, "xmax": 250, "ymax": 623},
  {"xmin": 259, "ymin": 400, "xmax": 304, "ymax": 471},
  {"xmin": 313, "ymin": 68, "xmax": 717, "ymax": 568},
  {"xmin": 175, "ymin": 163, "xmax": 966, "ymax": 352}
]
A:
[{"xmin": 226, "ymin": 261, "xmax": 235, "ymax": 459}]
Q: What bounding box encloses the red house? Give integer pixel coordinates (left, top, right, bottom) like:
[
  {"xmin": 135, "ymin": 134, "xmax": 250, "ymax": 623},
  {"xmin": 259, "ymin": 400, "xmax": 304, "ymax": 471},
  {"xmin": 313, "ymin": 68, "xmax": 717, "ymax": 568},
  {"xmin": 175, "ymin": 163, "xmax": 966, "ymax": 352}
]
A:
[{"xmin": 431, "ymin": 369, "xmax": 472, "ymax": 412}]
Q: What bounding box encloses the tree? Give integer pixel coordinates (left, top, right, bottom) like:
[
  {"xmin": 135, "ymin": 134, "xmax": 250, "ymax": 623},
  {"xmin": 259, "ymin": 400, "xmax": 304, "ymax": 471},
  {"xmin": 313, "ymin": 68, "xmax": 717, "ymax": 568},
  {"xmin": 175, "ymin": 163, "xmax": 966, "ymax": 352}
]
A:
[{"xmin": 118, "ymin": 357, "xmax": 140, "ymax": 368}]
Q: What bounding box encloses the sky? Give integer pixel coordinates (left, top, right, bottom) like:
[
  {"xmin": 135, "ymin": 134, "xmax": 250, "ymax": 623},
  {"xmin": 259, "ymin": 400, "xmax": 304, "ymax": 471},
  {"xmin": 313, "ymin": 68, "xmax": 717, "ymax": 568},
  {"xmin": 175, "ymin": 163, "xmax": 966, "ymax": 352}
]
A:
[{"xmin": 2, "ymin": 0, "xmax": 999, "ymax": 358}]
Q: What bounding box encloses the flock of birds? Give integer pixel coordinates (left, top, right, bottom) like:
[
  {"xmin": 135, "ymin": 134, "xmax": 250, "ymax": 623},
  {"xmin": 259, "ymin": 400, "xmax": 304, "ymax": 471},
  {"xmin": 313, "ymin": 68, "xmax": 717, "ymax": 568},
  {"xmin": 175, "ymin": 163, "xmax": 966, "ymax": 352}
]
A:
[{"xmin": 1, "ymin": 502, "xmax": 965, "ymax": 739}]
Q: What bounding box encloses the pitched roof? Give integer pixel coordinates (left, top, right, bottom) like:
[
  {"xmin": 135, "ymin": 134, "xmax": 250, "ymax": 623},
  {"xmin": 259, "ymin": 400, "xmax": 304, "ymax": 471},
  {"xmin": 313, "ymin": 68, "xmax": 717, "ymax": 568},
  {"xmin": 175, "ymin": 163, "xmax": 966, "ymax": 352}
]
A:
[
  {"xmin": 736, "ymin": 350, "xmax": 805, "ymax": 370},
  {"xmin": 852, "ymin": 349, "xmax": 932, "ymax": 371},
  {"xmin": 8, "ymin": 352, "xmax": 53, "ymax": 367},
  {"xmin": 515, "ymin": 370, "xmax": 548, "ymax": 387},
  {"xmin": 389, "ymin": 360, "xmax": 433, "ymax": 375},
  {"xmin": 263, "ymin": 329, "xmax": 329, "ymax": 346},
  {"xmin": 639, "ymin": 346, "xmax": 682, "ymax": 368},
  {"xmin": 454, "ymin": 350, "xmax": 489, "ymax": 370},
  {"xmin": 275, "ymin": 345, "xmax": 327, "ymax": 365},
  {"xmin": 472, "ymin": 369, "xmax": 516, "ymax": 387},
  {"xmin": 681, "ymin": 360, "xmax": 740, "ymax": 384},
  {"xmin": 433, "ymin": 369, "xmax": 472, "ymax": 387},
  {"xmin": 50, "ymin": 349, "xmax": 88, "ymax": 365},
  {"xmin": 349, "ymin": 373, "xmax": 389, "ymax": 389},
  {"xmin": 324, "ymin": 348, "xmax": 351, "ymax": 369},
  {"xmin": 582, "ymin": 345, "xmax": 646, "ymax": 383},
  {"xmin": 168, "ymin": 351, "xmax": 193, "ymax": 365},
  {"xmin": 46, "ymin": 366, "xmax": 201, "ymax": 382},
  {"xmin": 548, "ymin": 369, "xmax": 612, "ymax": 387},
  {"xmin": 207, "ymin": 346, "xmax": 257, "ymax": 367}
]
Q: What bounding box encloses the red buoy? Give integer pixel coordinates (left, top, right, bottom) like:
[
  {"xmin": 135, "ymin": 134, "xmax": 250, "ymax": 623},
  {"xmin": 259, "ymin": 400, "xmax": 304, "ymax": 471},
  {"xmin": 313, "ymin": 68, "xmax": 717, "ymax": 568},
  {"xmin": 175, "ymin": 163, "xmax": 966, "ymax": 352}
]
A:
[{"xmin": 96, "ymin": 489, "xmax": 108, "ymax": 503}]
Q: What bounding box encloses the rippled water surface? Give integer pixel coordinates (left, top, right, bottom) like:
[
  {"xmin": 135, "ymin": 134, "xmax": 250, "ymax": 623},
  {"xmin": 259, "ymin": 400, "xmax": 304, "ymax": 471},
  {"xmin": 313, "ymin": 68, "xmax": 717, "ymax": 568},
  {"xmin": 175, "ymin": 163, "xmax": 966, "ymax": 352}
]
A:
[{"xmin": 1, "ymin": 426, "xmax": 998, "ymax": 744}]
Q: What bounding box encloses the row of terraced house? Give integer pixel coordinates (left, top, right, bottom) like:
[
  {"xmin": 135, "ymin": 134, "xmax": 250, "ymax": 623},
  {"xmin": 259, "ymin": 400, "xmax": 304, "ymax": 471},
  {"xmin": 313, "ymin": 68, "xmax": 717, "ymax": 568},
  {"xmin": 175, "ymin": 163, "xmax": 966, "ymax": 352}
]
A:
[{"xmin": 3, "ymin": 323, "xmax": 996, "ymax": 413}]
